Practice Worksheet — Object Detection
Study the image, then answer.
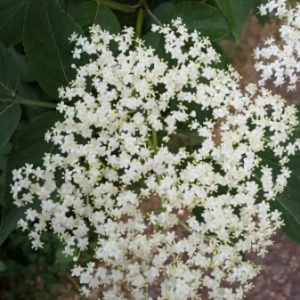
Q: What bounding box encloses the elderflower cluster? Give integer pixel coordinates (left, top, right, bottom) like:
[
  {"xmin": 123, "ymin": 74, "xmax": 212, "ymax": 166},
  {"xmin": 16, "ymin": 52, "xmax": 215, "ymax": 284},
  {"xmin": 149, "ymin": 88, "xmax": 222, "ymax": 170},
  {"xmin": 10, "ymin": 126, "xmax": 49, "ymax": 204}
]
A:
[
  {"xmin": 11, "ymin": 19, "xmax": 300, "ymax": 299},
  {"xmin": 254, "ymin": 0, "xmax": 300, "ymax": 91}
]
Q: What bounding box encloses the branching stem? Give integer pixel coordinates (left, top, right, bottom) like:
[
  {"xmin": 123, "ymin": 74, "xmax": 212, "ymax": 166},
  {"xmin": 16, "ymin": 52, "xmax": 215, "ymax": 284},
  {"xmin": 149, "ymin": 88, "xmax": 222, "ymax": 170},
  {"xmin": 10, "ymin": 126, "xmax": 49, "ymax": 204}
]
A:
[
  {"xmin": 0, "ymin": 97, "xmax": 57, "ymax": 108},
  {"xmin": 144, "ymin": 4, "xmax": 162, "ymax": 25}
]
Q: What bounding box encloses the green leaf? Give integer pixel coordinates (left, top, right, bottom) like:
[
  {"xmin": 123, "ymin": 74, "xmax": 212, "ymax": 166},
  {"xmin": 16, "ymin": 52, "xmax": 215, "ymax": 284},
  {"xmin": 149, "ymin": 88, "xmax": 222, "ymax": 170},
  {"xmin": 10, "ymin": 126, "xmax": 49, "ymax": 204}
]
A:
[
  {"xmin": 153, "ymin": 2, "xmax": 175, "ymax": 23},
  {"xmin": 0, "ymin": 260, "xmax": 7, "ymax": 271},
  {"xmin": 0, "ymin": 43, "xmax": 21, "ymax": 149},
  {"xmin": 145, "ymin": 1, "xmax": 174, "ymax": 29},
  {"xmin": 0, "ymin": 103, "xmax": 21, "ymax": 149},
  {"xmin": 215, "ymin": 0, "xmax": 254, "ymax": 44},
  {"xmin": 258, "ymin": 151, "xmax": 300, "ymax": 244},
  {"xmin": 143, "ymin": 32, "xmax": 168, "ymax": 60},
  {"xmin": 70, "ymin": 1, "xmax": 120, "ymax": 35},
  {"xmin": 59, "ymin": 0, "xmax": 86, "ymax": 13},
  {"xmin": 23, "ymin": 0, "xmax": 84, "ymax": 99},
  {"xmin": 276, "ymin": 155, "xmax": 300, "ymax": 223},
  {"xmin": 0, "ymin": 43, "xmax": 20, "ymax": 98},
  {"xmin": 0, "ymin": 0, "xmax": 29, "ymax": 47},
  {"xmin": 270, "ymin": 198, "xmax": 300, "ymax": 244},
  {"xmin": 0, "ymin": 111, "xmax": 63, "ymax": 246},
  {"xmin": 56, "ymin": 246, "xmax": 73, "ymax": 264},
  {"xmin": 0, "ymin": 144, "xmax": 11, "ymax": 204},
  {"xmin": 0, "ymin": 206, "xmax": 28, "ymax": 247},
  {"xmin": 211, "ymin": 42, "xmax": 229, "ymax": 71},
  {"xmin": 9, "ymin": 47, "xmax": 35, "ymax": 83},
  {"xmin": 166, "ymin": 1, "xmax": 230, "ymax": 41}
]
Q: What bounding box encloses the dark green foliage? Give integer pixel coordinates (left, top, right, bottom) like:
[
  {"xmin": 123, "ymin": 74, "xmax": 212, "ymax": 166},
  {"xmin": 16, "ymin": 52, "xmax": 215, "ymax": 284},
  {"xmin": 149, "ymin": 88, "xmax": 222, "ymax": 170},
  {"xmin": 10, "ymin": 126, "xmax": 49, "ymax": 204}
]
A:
[
  {"xmin": 0, "ymin": 231, "xmax": 74, "ymax": 300},
  {"xmin": 70, "ymin": 1, "xmax": 120, "ymax": 35},
  {"xmin": 0, "ymin": 0, "xmax": 29, "ymax": 47},
  {"xmin": 257, "ymin": 151, "xmax": 300, "ymax": 243},
  {"xmin": 0, "ymin": 104, "xmax": 21, "ymax": 150},
  {"xmin": 0, "ymin": 111, "xmax": 63, "ymax": 246},
  {"xmin": 166, "ymin": 1, "xmax": 231, "ymax": 41},
  {"xmin": 23, "ymin": 0, "xmax": 84, "ymax": 99},
  {"xmin": 0, "ymin": 43, "xmax": 20, "ymax": 99},
  {"xmin": 215, "ymin": 0, "xmax": 254, "ymax": 44}
]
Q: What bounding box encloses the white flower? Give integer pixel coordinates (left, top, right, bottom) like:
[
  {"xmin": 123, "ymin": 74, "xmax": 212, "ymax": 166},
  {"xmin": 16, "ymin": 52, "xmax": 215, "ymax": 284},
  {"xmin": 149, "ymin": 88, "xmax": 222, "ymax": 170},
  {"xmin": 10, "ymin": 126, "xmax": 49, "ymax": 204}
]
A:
[
  {"xmin": 11, "ymin": 19, "xmax": 300, "ymax": 300},
  {"xmin": 255, "ymin": 0, "xmax": 300, "ymax": 91}
]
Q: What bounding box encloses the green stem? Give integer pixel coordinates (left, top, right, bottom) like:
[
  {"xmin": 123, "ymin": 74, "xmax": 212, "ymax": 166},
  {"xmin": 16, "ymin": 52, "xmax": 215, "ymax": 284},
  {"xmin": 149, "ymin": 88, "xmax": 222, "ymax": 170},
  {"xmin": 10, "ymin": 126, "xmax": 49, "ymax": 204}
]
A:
[
  {"xmin": 0, "ymin": 97, "xmax": 57, "ymax": 108},
  {"xmin": 160, "ymin": 194, "xmax": 165, "ymax": 207},
  {"xmin": 155, "ymin": 174, "xmax": 166, "ymax": 207},
  {"xmin": 177, "ymin": 220, "xmax": 216, "ymax": 239},
  {"xmin": 174, "ymin": 131, "xmax": 204, "ymax": 144},
  {"xmin": 96, "ymin": 0, "xmax": 139, "ymax": 13},
  {"xmin": 67, "ymin": 274, "xmax": 81, "ymax": 291},
  {"xmin": 146, "ymin": 137, "xmax": 153, "ymax": 149},
  {"xmin": 161, "ymin": 127, "xmax": 204, "ymax": 145},
  {"xmin": 152, "ymin": 128, "xmax": 158, "ymax": 151},
  {"xmin": 134, "ymin": 3, "xmax": 145, "ymax": 40},
  {"xmin": 178, "ymin": 220, "xmax": 193, "ymax": 233},
  {"xmin": 144, "ymin": 4, "xmax": 162, "ymax": 25},
  {"xmin": 134, "ymin": 0, "xmax": 166, "ymax": 217}
]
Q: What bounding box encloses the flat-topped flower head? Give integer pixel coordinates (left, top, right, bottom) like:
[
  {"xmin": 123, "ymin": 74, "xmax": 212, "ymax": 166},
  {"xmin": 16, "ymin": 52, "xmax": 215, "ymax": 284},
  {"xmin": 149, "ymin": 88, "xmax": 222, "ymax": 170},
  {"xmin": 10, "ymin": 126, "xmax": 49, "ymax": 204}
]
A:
[{"xmin": 11, "ymin": 19, "xmax": 300, "ymax": 299}]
